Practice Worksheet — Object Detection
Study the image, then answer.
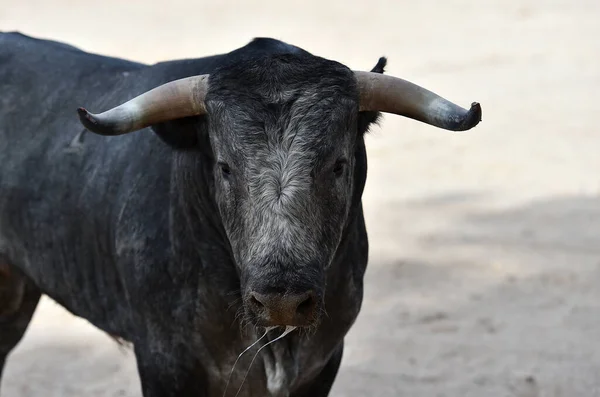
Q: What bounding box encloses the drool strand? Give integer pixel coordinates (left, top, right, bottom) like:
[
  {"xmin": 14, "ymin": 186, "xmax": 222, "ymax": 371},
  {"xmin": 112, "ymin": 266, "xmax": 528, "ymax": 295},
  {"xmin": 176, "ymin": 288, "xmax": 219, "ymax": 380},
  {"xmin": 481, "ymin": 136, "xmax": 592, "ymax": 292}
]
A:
[
  {"xmin": 222, "ymin": 326, "xmax": 276, "ymax": 397},
  {"xmin": 233, "ymin": 326, "xmax": 297, "ymax": 397}
]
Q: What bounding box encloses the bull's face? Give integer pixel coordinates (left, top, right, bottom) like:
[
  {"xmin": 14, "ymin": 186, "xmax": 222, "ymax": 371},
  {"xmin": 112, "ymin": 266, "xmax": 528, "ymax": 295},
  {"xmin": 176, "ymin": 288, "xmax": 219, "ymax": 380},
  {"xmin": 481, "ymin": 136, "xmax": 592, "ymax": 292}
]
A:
[
  {"xmin": 77, "ymin": 41, "xmax": 481, "ymax": 329},
  {"xmin": 206, "ymin": 56, "xmax": 361, "ymax": 328}
]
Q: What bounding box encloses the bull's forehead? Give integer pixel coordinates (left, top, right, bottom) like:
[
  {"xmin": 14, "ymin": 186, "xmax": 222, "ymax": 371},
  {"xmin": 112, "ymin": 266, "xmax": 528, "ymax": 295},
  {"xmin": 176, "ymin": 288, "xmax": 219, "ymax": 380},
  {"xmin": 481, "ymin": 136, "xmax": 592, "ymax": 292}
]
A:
[
  {"xmin": 205, "ymin": 53, "xmax": 359, "ymax": 151},
  {"xmin": 221, "ymin": 90, "xmax": 355, "ymax": 145}
]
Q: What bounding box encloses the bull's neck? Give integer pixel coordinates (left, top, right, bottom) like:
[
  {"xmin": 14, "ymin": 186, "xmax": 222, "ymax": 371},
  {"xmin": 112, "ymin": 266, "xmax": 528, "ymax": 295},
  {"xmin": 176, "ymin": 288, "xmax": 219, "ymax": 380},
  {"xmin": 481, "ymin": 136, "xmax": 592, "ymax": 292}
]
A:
[
  {"xmin": 169, "ymin": 149, "xmax": 244, "ymax": 335},
  {"xmin": 170, "ymin": 150, "xmax": 232, "ymax": 258}
]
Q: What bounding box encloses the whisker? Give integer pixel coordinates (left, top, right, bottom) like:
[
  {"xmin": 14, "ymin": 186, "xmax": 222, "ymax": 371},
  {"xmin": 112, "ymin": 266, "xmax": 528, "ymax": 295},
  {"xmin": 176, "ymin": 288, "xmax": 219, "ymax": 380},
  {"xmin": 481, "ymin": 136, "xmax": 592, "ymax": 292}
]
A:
[
  {"xmin": 233, "ymin": 326, "xmax": 297, "ymax": 397},
  {"xmin": 226, "ymin": 289, "xmax": 241, "ymax": 297},
  {"xmin": 222, "ymin": 327, "xmax": 276, "ymax": 397},
  {"xmin": 320, "ymin": 305, "xmax": 330, "ymax": 319},
  {"xmin": 227, "ymin": 297, "xmax": 242, "ymax": 312},
  {"xmin": 237, "ymin": 312, "xmax": 255, "ymax": 338},
  {"xmin": 232, "ymin": 307, "xmax": 245, "ymax": 325}
]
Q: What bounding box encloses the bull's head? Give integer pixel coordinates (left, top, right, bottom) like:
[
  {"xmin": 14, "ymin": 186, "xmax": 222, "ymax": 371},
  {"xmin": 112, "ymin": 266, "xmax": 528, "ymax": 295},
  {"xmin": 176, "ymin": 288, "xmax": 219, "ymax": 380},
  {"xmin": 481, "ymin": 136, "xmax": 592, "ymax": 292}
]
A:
[{"xmin": 78, "ymin": 53, "xmax": 481, "ymax": 329}]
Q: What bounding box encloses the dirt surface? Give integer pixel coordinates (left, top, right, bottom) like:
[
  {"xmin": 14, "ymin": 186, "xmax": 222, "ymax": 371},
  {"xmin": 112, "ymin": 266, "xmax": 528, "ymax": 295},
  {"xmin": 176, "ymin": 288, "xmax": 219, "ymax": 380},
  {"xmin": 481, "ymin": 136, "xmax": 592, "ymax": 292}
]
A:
[{"xmin": 1, "ymin": 1, "xmax": 600, "ymax": 396}]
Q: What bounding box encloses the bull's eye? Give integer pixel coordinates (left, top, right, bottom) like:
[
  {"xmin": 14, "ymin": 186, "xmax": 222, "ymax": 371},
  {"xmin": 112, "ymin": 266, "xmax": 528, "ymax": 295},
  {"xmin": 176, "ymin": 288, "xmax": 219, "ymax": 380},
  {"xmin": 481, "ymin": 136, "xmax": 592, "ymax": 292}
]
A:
[
  {"xmin": 333, "ymin": 158, "xmax": 347, "ymax": 177},
  {"xmin": 218, "ymin": 162, "xmax": 231, "ymax": 177}
]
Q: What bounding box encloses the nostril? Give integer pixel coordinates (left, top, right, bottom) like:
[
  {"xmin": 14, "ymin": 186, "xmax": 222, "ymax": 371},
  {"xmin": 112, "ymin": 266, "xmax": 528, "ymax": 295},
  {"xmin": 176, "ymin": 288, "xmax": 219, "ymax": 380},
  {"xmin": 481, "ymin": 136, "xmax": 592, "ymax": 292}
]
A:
[
  {"xmin": 295, "ymin": 294, "xmax": 315, "ymax": 316},
  {"xmin": 249, "ymin": 292, "xmax": 265, "ymax": 310},
  {"xmin": 246, "ymin": 289, "xmax": 319, "ymax": 325}
]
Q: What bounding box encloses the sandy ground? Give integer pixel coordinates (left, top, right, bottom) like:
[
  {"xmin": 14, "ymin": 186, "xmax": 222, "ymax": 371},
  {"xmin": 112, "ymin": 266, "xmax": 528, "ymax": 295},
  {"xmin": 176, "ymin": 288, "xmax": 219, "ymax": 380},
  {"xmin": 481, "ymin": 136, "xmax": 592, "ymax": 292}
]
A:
[{"xmin": 1, "ymin": 1, "xmax": 600, "ymax": 396}]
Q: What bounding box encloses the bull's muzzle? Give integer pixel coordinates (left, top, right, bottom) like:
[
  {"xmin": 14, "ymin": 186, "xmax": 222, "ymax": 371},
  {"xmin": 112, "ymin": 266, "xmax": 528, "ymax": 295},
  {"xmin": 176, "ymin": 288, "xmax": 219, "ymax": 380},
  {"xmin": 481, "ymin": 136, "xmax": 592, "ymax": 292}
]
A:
[{"xmin": 246, "ymin": 289, "xmax": 320, "ymax": 327}]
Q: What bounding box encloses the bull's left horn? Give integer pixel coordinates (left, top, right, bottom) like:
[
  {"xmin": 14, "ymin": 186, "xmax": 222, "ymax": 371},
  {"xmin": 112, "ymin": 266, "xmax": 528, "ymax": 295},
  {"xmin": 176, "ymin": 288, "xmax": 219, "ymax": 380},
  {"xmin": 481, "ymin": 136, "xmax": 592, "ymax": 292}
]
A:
[
  {"xmin": 354, "ymin": 71, "xmax": 481, "ymax": 131},
  {"xmin": 77, "ymin": 75, "xmax": 210, "ymax": 136}
]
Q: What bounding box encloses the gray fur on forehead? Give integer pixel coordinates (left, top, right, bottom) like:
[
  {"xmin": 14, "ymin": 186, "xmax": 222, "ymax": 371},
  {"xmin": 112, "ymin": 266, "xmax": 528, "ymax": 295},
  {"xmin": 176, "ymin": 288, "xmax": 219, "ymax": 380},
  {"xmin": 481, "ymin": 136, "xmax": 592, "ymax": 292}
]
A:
[
  {"xmin": 205, "ymin": 54, "xmax": 359, "ymax": 157},
  {"xmin": 206, "ymin": 53, "xmax": 359, "ymax": 105}
]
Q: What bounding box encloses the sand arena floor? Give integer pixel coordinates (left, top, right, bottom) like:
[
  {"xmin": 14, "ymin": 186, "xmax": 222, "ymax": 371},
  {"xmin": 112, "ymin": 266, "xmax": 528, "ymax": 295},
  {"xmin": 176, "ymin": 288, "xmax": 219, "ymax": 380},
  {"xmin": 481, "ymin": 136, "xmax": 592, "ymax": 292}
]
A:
[{"xmin": 1, "ymin": 1, "xmax": 600, "ymax": 396}]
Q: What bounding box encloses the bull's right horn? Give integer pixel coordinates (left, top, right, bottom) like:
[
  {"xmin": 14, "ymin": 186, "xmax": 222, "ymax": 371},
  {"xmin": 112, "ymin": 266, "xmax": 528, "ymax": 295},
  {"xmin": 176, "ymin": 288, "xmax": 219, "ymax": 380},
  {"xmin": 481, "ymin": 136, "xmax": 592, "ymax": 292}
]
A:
[
  {"xmin": 354, "ymin": 71, "xmax": 481, "ymax": 131},
  {"xmin": 78, "ymin": 75, "xmax": 209, "ymax": 136}
]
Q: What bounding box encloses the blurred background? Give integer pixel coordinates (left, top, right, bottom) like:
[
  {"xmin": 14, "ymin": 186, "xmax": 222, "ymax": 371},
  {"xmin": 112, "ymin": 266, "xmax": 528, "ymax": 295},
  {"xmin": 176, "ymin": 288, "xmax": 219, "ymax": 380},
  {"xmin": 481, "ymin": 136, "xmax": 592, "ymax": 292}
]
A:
[{"xmin": 1, "ymin": 1, "xmax": 599, "ymax": 396}]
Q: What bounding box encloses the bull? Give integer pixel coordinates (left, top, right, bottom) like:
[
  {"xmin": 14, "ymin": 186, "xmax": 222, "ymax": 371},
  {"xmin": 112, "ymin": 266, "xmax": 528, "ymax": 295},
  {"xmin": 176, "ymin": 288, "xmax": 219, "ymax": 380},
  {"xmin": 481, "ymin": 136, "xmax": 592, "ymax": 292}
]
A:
[{"xmin": 0, "ymin": 32, "xmax": 481, "ymax": 397}]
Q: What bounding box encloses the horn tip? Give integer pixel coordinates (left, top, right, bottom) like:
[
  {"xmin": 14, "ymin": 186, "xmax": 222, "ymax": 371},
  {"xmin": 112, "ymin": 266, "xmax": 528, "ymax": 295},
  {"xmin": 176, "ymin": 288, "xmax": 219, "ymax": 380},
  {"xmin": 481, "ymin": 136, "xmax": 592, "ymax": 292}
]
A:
[
  {"xmin": 77, "ymin": 107, "xmax": 119, "ymax": 136},
  {"xmin": 457, "ymin": 102, "xmax": 482, "ymax": 131},
  {"xmin": 77, "ymin": 107, "xmax": 98, "ymax": 128},
  {"xmin": 77, "ymin": 107, "xmax": 90, "ymax": 118}
]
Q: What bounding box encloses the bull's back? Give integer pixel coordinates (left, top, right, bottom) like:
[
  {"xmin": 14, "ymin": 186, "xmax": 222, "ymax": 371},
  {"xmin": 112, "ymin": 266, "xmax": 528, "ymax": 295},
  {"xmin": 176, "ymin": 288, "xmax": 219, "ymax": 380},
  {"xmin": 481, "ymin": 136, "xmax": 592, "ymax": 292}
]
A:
[{"xmin": 0, "ymin": 31, "xmax": 146, "ymax": 246}]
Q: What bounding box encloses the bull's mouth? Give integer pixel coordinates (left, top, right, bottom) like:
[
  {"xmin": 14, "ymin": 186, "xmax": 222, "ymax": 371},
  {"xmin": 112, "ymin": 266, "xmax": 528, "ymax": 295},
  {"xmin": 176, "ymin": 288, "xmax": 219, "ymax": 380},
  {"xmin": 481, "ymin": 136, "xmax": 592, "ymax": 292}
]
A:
[
  {"xmin": 221, "ymin": 325, "xmax": 301, "ymax": 397},
  {"xmin": 243, "ymin": 289, "xmax": 323, "ymax": 328}
]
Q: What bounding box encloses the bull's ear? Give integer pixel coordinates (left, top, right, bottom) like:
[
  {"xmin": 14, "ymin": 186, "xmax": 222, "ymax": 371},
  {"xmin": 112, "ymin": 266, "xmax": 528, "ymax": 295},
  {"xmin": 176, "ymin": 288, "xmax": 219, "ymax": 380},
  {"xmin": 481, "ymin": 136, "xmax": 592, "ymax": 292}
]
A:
[
  {"xmin": 151, "ymin": 115, "xmax": 206, "ymax": 149},
  {"xmin": 370, "ymin": 56, "xmax": 387, "ymax": 74},
  {"xmin": 357, "ymin": 56, "xmax": 387, "ymax": 135}
]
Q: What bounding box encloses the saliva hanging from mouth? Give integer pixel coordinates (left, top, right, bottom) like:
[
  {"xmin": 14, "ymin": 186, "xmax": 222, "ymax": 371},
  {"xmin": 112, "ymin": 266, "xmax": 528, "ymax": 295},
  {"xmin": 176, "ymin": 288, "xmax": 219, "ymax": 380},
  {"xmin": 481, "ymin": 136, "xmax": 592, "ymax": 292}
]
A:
[{"xmin": 223, "ymin": 326, "xmax": 297, "ymax": 397}]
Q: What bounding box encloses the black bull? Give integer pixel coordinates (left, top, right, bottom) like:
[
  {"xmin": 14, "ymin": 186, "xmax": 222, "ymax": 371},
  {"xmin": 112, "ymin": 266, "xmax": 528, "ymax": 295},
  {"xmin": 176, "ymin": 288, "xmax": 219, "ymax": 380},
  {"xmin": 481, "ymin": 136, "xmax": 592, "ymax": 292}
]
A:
[{"xmin": 0, "ymin": 32, "xmax": 481, "ymax": 396}]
